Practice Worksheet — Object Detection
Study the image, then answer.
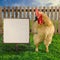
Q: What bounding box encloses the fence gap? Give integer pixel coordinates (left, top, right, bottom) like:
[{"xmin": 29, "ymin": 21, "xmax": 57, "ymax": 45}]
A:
[
  {"xmin": 47, "ymin": 7, "xmax": 49, "ymax": 17},
  {"xmin": 39, "ymin": 6, "xmax": 42, "ymax": 12}
]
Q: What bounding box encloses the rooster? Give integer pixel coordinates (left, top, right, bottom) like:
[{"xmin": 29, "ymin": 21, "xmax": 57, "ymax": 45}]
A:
[{"xmin": 32, "ymin": 8, "xmax": 55, "ymax": 52}]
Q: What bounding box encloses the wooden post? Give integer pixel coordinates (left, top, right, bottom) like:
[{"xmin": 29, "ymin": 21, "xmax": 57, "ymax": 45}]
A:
[
  {"xmin": 0, "ymin": 7, "xmax": 3, "ymax": 34},
  {"xmin": 58, "ymin": 7, "xmax": 60, "ymax": 19},
  {"xmin": 58, "ymin": 7, "xmax": 60, "ymax": 34},
  {"xmin": 27, "ymin": 7, "xmax": 30, "ymax": 18},
  {"xmin": 0, "ymin": 7, "xmax": 2, "ymax": 19},
  {"xmin": 4, "ymin": 7, "xmax": 6, "ymax": 18},
  {"xmin": 19, "ymin": 7, "xmax": 22, "ymax": 18},
  {"xmin": 12, "ymin": 7, "xmax": 14, "ymax": 18},
  {"xmin": 15, "ymin": 43, "xmax": 19, "ymax": 51},
  {"xmin": 8, "ymin": 7, "xmax": 10, "ymax": 18},
  {"xmin": 51, "ymin": 6, "xmax": 53, "ymax": 20},
  {"xmin": 31, "ymin": 7, "xmax": 34, "ymax": 20},
  {"xmin": 24, "ymin": 7, "xmax": 26, "ymax": 18},
  {"xmin": 15, "ymin": 7, "xmax": 18, "ymax": 18},
  {"xmin": 55, "ymin": 7, "xmax": 57, "ymax": 20}
]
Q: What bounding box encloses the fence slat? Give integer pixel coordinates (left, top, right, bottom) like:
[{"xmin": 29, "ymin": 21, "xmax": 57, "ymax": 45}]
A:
[
  {"xmin": 31, "ymin": 7, "xmax": 34, "ymax": 20},
  {"xmin": 58, "ymin": 7, "xmax": 60, "ymax": 20},
  {"xmin": 24, "ymin": 7, "xmax": 26, "ymax": 18},
  {"xmin": 12, "ymin": 7, "xmax": 14, "ymax": 18},
  {"xmin": 4, "ymin": 7, "xmax": 6, "ymax": 18},
  {"xmin": 8, "ymin": 7, "xmax": 10, "ymax": 18},
  {"xmin": 15, "ymin": 7, "xmax": 18, "ymax": 18},
  {"xmin": 0, "ymin": 7, "xmax": 2, "ymax": 26},
  {"xmin": 51, "ymin": 6, "xmax": 53, "ymax": 20},
  {"xmin": 19, "ymin": 7, "xmax": 22, "ymax": 18},
  {"xmin": 0, "ymin": 7, "xmax": 2, "ymax": 19},
  {"xmin": 55, "ymin": 7, "xmax": 57, "ymax": 20},
  {"xmin": 27, "ymin": 7, "xmax": 30, "ymax": 18},
  {"xmin": 0, "ymin": 7, "xmax": 3, "ymax": 34},
  {"xmin": 58, "ymin": 7, "xmax": 60, "ymax": 34},
  {"xmin": 58, "ymin": 20, "xmax": 60, "ymax": 34}
]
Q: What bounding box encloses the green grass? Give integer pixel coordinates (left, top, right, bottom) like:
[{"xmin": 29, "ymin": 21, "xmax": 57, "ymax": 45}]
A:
[
  {"xmin": 0, "ymin": 20, "xmax": 60, "ymax": 60},
  {"xmin": 0, "ymin": 34, "xmax": 60, "ymax": 60}
]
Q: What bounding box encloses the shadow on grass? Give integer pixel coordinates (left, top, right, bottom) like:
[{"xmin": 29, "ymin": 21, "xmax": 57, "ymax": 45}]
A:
[
  {"xmin": 0, "ymin": 43, "xmax": 46, "ymax": 55},
  {"xmin": 0, "ymin": 43, "xmax": 34, "ymax": 55},
  {"xmin": 0, "ymin": 33, "xmax": 49, "ymax": 55}
]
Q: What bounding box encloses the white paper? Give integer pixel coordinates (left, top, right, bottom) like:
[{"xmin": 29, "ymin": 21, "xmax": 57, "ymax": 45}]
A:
[{"xmin": 3, "ymin": 19, "xmax": 29, "ymax": 43}]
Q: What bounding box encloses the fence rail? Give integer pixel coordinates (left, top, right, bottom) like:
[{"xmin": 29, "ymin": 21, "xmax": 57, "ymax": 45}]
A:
[{"xmin": 0, "ymin": 6, "xmax": 60, "ymax": 34}]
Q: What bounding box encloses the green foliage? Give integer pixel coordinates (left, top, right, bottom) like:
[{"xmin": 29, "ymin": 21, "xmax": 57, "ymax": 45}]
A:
[{"xmin": 0, "ymin": 34, "xmax": 60, "ymax": 60}]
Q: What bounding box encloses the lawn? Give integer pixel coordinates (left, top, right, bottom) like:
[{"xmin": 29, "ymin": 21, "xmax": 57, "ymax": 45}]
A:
[{"xmin": 0, "ymin": 34, "xmax": 60, "ymax": 60}]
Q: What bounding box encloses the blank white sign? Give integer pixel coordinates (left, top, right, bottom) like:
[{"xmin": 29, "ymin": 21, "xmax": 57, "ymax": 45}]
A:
[{"xmin": 3, "ymin": 19, "xmax": 29, "ymax": 43}]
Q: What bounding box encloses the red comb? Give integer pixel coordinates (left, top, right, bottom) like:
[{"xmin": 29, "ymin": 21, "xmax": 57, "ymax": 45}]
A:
[
  {"xmin": 35, "ymin": 8, "xmax": 43, "ymax": 24},
  {"xmin": 35, "ymin": 8, "xmax": 40, "ymax": 17}
]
